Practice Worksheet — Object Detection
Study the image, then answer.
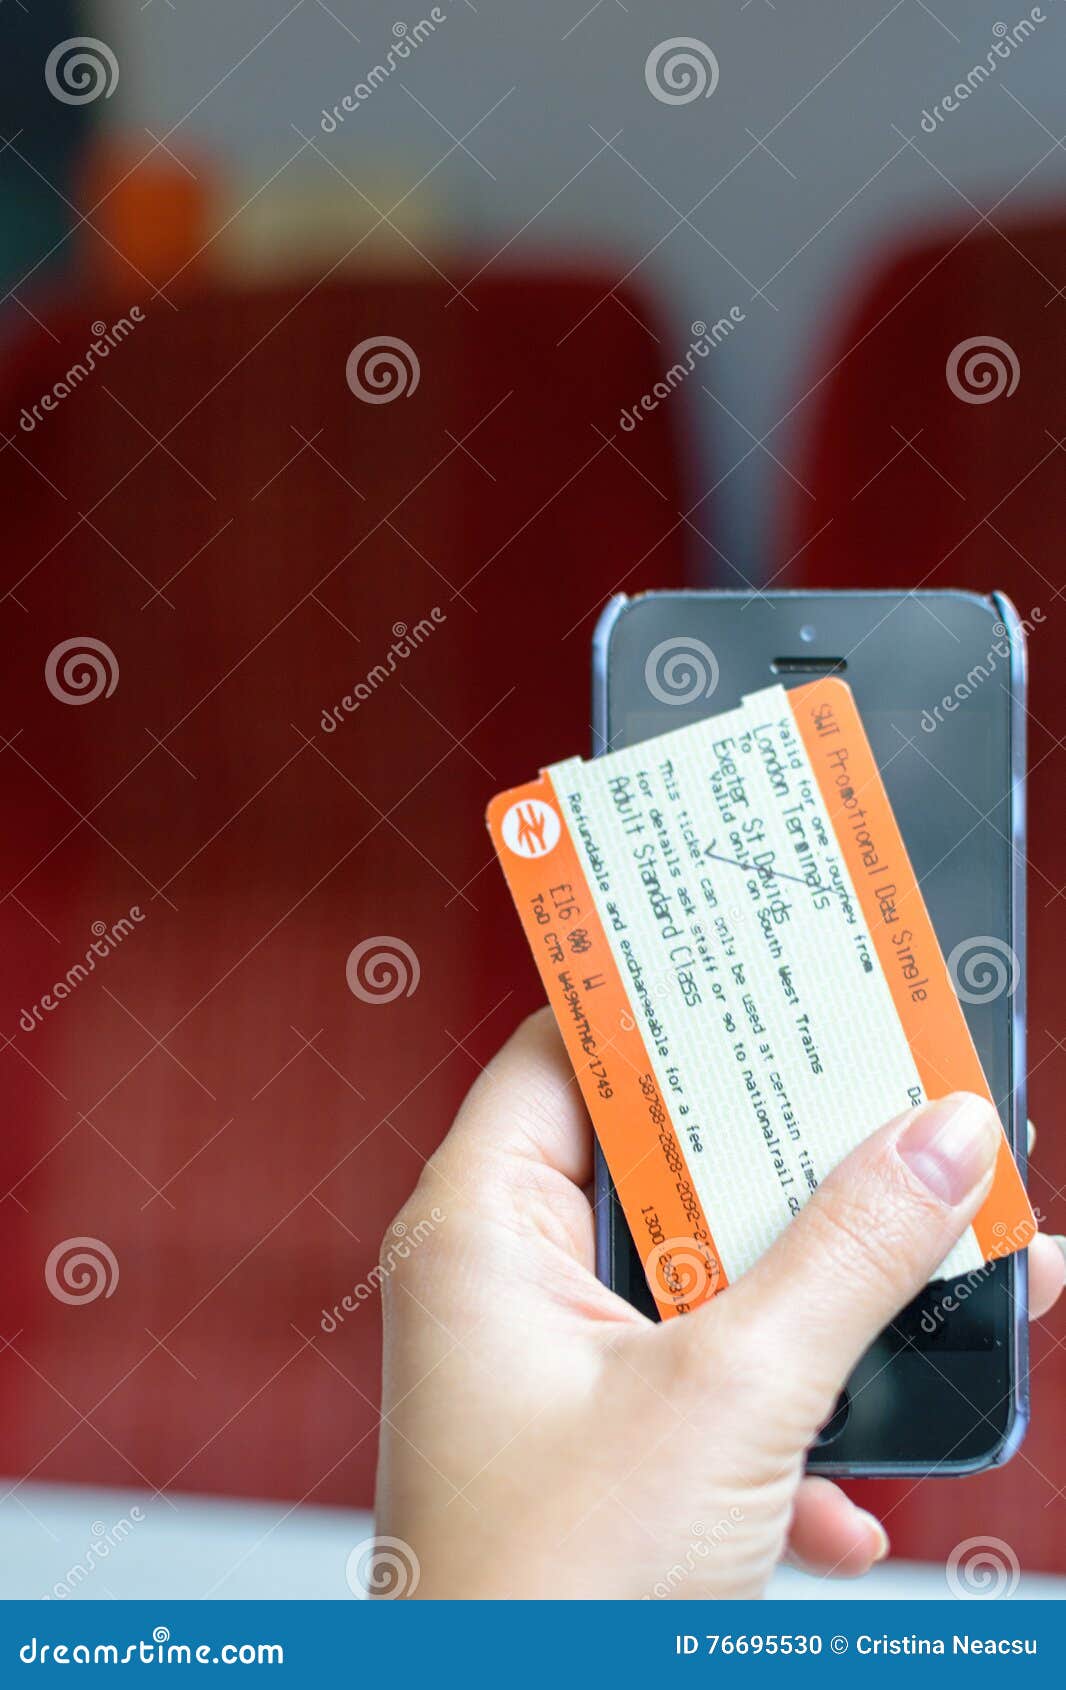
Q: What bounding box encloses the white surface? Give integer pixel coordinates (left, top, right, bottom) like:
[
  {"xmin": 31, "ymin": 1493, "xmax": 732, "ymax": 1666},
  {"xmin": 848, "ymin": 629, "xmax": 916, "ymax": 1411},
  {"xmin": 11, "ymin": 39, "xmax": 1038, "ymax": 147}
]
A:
[
  {"xmin": 1, "ymin": 1483, "xmax": 1064, "ymax": 1600},
  {"xmin": 769, "ymin": 1562, "xmax": 1066, "ymax": 1601},
  {"xmin": 0, "ymin": 1483, "xmax": 372, "ymax": 1601}
]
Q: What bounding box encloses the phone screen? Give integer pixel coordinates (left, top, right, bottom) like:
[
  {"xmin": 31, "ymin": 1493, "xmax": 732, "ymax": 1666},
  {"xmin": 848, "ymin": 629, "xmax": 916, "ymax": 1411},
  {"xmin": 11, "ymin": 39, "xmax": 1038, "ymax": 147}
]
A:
[{"xmin": 600, "ymin": 591, "xmax": 1024, "ymax": 1471}]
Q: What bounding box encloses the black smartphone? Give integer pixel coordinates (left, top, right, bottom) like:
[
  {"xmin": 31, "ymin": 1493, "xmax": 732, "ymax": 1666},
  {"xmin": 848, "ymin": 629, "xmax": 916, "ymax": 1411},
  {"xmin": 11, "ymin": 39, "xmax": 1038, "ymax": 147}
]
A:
[{"xmin": 592, "ymin": 588, "xmax": 1028, "ymax": 1476}]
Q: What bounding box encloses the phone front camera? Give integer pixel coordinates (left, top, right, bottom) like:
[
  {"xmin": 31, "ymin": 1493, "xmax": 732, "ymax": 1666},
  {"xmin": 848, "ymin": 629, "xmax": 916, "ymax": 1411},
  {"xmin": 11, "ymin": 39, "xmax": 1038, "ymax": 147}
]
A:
[{"xmin": 799, "ymin": 623, "xmax": 816, "ymax": 643}]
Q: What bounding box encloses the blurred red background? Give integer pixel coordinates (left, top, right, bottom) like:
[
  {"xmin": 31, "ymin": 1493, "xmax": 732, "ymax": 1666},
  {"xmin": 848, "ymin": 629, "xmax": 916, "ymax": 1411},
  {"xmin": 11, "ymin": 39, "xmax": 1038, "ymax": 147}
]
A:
[{"xmin": 0, "ymin": 266, "xmax": 685, "ymax": 1509}]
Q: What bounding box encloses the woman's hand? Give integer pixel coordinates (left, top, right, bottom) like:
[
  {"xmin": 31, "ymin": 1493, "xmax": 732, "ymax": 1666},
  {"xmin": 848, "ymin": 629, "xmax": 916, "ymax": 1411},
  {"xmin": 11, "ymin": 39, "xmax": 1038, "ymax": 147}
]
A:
[{"xmin": 373, "ymin": 1010, "xmax": 1064, "ymax": 1598}]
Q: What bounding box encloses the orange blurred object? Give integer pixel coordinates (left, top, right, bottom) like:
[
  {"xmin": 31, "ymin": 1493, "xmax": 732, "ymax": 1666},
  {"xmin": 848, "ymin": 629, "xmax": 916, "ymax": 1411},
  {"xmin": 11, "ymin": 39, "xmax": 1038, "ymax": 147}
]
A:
[{"xmin": 74, "ymin": 133, "xmax": 214, "ymax": 297}]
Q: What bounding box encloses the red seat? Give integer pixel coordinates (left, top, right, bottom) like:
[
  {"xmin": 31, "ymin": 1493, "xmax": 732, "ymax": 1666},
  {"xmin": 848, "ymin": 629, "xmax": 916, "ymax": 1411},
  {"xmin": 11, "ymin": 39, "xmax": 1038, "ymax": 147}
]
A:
[
  {"xmin": 778, "ymin": 213, "xmax": 1066, "ymax": 1570},
  {"xmin": 0, "ymin": 271, "xmax": 685, "ymax": 1505}
]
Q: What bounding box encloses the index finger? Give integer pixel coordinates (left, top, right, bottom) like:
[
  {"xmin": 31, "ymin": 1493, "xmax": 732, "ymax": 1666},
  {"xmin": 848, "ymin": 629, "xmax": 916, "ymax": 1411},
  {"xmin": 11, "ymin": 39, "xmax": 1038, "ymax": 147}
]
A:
[{"xmin": 439, "ymin": 1007, "xmax": 594, "ymax": 1189}]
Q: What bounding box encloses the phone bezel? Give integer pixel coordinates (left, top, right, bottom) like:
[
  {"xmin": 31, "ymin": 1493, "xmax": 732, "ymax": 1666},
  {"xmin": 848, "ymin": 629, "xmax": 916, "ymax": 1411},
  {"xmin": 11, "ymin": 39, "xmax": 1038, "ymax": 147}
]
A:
[{"xmin": 590, "ymin": 587, "xmax": 1029, "ymax": 1479}]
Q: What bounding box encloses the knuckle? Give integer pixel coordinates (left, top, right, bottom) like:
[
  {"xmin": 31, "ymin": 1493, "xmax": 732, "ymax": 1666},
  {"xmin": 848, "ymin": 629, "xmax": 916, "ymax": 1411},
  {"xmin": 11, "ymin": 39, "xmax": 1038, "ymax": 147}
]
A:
[
  {"xmin": 804, "ymin": 1172, "xmax": 942, "ymax": 1290},
  {"xmin": 716, "ymin": 1297, "xmax": 845, "ymax": 1445},
  {"xmin": 377, "ymin": 1194, "xmax": 449, "ymax": 1282},
  {"xmin": 712, "ymin": 1312, "xmax": 772, "ymax": 1399},
  {"xmin": 671, "ymin": 1302, "xmax": 768, "ymax": 1410},
  {"xmin": 499, "ymin": 1071, "xmax": 573, "ymax": 1162},
  {"xmin": 804, "ymin": 1187, "xmax": 883, "ymax": 1272},
  {"xmin": 670, "ymin": 1303, "xmax": 830, "ymax": 1461}
]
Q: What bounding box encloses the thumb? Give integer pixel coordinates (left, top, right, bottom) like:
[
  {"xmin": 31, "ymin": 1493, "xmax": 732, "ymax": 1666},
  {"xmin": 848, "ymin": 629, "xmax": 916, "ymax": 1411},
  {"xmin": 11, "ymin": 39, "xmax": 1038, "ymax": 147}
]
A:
[{"xmin": 672, "ymin": 1092, "xmax": 1003, "ymax": 1439}]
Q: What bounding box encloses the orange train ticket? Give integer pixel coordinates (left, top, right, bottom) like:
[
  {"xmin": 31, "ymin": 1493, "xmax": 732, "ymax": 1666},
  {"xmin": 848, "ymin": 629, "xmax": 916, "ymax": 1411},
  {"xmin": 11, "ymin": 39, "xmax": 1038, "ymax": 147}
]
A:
[{"xmin": 487, "ymin": 676, "xmax": 1034, "ymax": 1321}]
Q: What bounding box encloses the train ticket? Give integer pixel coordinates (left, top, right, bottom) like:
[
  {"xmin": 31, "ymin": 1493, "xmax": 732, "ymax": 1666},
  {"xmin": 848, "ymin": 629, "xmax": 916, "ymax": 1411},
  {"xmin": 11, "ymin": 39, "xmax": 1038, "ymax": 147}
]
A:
[{"xmin": 487, "ymin": 676, "xmax": 1034, "ymax": 1320}]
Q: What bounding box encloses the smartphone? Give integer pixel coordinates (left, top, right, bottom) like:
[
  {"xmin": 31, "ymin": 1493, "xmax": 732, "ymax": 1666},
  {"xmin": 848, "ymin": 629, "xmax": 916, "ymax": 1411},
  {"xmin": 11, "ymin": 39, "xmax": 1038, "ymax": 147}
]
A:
[{"xmin": 592, "ymin": 588, "xmax": 1028, "ymax": 1476}]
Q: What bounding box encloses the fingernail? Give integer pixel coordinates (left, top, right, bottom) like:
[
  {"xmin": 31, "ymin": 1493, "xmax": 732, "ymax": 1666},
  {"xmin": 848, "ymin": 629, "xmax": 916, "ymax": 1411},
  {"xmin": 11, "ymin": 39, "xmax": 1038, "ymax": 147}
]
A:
[
  {"xmin": 858, "ymin": 1509, "xmax": 889, "ymax": 1564},
  {"xmin": 897, "ymin": 1094, "xmax": 1001, "ymax": 1206}
]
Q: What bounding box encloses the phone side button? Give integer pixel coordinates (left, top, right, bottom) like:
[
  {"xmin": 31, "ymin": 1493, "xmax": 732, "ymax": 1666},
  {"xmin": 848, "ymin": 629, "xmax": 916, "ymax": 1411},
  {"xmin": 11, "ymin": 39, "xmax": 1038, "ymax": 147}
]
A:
[{"xmin": 812, "ymin": 1389, "xmax": 851, "ymax": 1447}]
